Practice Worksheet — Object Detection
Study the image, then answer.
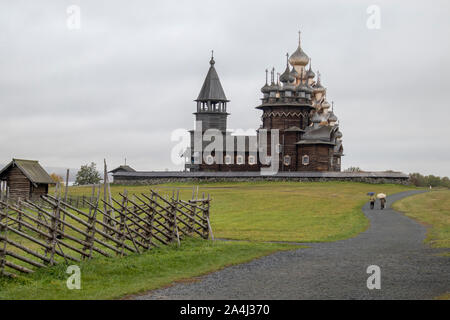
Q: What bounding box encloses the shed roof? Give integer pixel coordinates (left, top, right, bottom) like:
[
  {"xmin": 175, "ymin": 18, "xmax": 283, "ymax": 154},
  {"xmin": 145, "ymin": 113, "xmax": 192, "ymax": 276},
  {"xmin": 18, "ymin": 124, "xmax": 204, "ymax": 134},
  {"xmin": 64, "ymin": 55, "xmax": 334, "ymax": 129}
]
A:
[
  {"xmin": 0, "ymin": 159, "xmax": 55, "ymax": 185},
  {"xmin": 109, "ymin": 165, "xmax": 136, "ymax": 173},
  {"xmin": 301, "ymin": 125, "xmax": 336, "ymax": 142}
]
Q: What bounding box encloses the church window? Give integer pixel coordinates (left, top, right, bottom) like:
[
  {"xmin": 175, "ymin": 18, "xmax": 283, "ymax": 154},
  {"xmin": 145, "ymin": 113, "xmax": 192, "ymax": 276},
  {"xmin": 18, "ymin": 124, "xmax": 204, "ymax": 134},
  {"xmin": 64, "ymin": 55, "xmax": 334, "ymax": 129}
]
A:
[
  {"xmin": 302, "ymin": 155, "xmax": 310, "ymax": 166},
  {"xmin": 248, "ymin": 155, "xmax": 256, "ymax": 165},
  {"xmin": 236, "ymin": 155, "xmax": 244, "ymax": 165},
  {"xmin": 284, "ymin": 155, "xmax": 291, "ymax": 166},
  {"xmin": 225, "ymin": 155, "xmax": 232, "ymax": 165}
]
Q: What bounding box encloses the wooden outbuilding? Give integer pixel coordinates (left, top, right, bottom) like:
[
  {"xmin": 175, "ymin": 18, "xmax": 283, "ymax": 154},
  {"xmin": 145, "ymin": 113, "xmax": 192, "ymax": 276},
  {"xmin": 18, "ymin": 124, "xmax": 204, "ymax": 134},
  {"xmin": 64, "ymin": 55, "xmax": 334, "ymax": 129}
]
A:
[
  {"xmin": 0, "ymin": 159, "xmax": 55, "ymax": 200},
  {"xmin": 109, "ymin": 165, "xmax": 136, "ymax": 183},
  {"xmin": 109, "ymin": 165, "xmax": 136, "ymax": 174}
]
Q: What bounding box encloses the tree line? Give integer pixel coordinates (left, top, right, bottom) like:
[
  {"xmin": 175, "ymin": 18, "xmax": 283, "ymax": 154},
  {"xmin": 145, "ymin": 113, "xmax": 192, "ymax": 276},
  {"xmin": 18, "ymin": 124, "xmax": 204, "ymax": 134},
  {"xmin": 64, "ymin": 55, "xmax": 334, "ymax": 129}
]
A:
[{"xmin": 409, "ymin": 173, "xmax": 450, "ymax": 188}]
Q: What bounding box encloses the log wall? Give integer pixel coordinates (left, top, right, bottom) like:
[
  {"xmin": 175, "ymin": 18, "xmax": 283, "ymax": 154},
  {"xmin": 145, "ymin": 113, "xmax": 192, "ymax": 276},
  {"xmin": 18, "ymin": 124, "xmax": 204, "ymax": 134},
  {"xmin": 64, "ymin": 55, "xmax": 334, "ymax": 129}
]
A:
[{"xmin": 5, "ymin": 166, "xmax": 30, "ymax": 200}]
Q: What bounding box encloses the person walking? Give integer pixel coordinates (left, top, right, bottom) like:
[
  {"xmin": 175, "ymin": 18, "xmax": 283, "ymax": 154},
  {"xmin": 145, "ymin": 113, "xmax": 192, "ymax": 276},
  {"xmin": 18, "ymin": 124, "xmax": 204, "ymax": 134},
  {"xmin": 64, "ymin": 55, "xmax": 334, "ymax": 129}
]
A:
[
  {"xmin": 377, "ymin": 193, "xmax": 387, "ymax": 210},
  {"xmin": 370, "ymin": 195, "xmax": 376, "ymax": 210},
  {"xmin": 380, "ymin": 197, "xmax": 386, "ymax": 210}
]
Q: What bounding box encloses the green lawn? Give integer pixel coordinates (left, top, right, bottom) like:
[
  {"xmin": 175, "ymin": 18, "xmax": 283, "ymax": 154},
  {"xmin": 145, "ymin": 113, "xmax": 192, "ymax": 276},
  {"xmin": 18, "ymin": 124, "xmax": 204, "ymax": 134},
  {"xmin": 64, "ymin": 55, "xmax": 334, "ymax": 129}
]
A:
[
  {"xmin": 0, "ymin": 239, "xmax": 296, "ymax": 300},
  {"xmin": 66, "ymin": 181, "xmax": 415, "ymax": 242},
  {"xmin": 393, "ymin": 189, "xmax": 450, "ymax": 251},
  {"xmin": 1, "ymin": 181, "xmax": 416, "ymax": 299},
  {"xmin": 392, "ymin": 189, "xmax": 450, "ymax": 300}
]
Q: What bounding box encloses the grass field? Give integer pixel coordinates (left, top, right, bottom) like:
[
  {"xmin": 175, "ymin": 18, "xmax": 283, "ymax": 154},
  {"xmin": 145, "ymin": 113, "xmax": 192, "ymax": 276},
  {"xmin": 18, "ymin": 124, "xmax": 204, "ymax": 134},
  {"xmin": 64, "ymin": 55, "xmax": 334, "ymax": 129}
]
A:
[
  {"xmin": 0, "ymin": 181, "xmax": 416, "ymax": 299},
  {"xmin": 393, "ymin": 189, "xmax": 450, "ymax": 252},
  {"xmin": 392, "ymin": 189, "xmax": 450, "ymax": 300},
  {"xmin": 0, "ymin": 239, "xmax": 296, "ymax": 300},
  {"xmin": 66, "ymin": 181, "xmax": 415, "ymax": 242}
]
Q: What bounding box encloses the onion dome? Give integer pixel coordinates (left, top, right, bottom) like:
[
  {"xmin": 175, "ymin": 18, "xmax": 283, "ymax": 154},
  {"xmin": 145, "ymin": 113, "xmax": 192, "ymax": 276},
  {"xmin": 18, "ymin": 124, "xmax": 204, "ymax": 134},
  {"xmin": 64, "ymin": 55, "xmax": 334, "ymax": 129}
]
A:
[
  {"xmin": 322, "ymin": 99, "xmax": 331, "ymax": 109},
  {"xmin": 280, "ymin": 53, "xmax": 295, "ymax": 84},
  {"xmin": 261, "ymin": 83, "xmax": 271, "ymax": 94},
  {"xmin": 261, "ymin": 69, "xmax": 271, "ymax": 94},
  {"xmin": 311, "ymin": 111, "xmax": 322, "ymax": 124},
  {"xmin": 307, "ymin": 61, "xmax": 315, "ymax": 79},
  {"xmin": 328, "ymin": 111, "xmax": 338, "ymax": 123},
  {"xmin": 313, "ymin": 70, "xmax": 326, "ymax": 94},
  {"xmin": 289, "ymin": 31, "xmax": 310, "ymax": 67},
  {"xmin": 279, "ymin": 67, "xmax": 291, "ymax": 83},
  {"xmin": 280, "ymin": 66, "xmax": 294, "ymax": 84},
  {"xmin": 290, "ymin": 66, "xmax": 299, "ymax": 79},
  {"xmin": 269, "ymin": 81, "xmax": 279, "ymax": 91}
]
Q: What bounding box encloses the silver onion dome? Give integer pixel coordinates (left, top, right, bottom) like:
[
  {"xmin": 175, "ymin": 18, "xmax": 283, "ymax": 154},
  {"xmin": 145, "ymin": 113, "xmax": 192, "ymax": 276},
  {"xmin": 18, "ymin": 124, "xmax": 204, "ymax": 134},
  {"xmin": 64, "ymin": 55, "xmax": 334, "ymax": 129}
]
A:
[{"xmin": 328, "ymin": 111, "xmax": 338, "ymax": 123}]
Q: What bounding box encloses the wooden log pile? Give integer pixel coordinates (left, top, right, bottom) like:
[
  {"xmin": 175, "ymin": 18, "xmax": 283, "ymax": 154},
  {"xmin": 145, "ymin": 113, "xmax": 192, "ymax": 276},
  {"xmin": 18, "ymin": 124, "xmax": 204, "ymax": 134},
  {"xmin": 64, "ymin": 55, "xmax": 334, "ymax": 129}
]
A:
[{"xmin": 0, "ymin": 186, "xmax": 212, "ymax": 278}]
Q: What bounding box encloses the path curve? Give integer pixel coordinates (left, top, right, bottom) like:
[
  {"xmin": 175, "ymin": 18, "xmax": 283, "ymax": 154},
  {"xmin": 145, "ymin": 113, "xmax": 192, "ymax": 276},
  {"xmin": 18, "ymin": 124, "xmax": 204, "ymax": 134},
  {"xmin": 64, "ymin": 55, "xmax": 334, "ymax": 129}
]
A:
[{"xmin": 135, "ymin": 190, "xmax": 449, "ymax": 300}]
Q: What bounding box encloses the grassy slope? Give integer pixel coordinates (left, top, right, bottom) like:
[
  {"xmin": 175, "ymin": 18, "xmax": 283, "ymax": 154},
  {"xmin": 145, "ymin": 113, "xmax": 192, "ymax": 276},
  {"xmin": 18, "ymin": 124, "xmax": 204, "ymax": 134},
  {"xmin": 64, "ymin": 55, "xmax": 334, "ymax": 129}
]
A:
[
  {"xmin": 392, "ymin": 189, "xmax": 450, "ymax": 300},
  {"xmin": 0, "ymin": 181, "xmax": 415, "ymax": 299},
  {"xmin": 393, "ymin": 189, "xmax": 450, "ymax": 251},
  {"xmin": 0, "ymin": 239, "xmax": 296, "ymax": 300},
  {"xmin": 67, "ymin": 181, "xmax": 414, "ymax": 242}
]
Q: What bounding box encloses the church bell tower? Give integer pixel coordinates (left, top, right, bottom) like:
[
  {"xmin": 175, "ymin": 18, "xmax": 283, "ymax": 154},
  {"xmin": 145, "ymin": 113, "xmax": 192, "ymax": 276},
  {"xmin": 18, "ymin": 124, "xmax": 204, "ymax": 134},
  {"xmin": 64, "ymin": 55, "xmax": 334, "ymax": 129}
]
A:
[{"xmin": 194, "ymin": 52, "xmax": 229, "ymax": 133}]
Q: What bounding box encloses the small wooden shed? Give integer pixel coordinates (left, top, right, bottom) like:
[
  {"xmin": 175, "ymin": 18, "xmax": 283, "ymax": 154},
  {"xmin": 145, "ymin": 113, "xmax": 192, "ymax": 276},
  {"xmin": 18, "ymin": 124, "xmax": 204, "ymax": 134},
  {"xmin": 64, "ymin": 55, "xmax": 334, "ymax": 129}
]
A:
[{"xmin": 0, "ymin": 159, "xmax": 55, "ymax": 200}]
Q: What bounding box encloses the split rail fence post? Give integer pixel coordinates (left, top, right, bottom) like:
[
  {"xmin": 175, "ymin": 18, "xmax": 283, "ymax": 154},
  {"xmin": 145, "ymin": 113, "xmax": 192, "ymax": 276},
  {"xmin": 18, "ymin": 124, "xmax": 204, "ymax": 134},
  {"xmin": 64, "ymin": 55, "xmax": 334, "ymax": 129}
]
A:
[
  {"xmin": 0, "ymin": 201, "xmax": 9, "ymax": 276},
  {"xmin": 17, "ymin": 197, "xmax": 22, "ymax": 231},
  {"xmin": 62, "ymin": 168, "xmax": 69, "ymax": 234}
]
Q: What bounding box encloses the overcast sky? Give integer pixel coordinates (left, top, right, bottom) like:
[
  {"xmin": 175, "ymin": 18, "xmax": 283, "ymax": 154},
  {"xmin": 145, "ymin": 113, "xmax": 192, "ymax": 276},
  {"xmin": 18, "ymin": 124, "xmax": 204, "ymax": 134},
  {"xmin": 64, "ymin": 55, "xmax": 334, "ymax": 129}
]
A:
[{"xmin": 1, "ymin": 0, "xmax": 450, "ymax": 176}]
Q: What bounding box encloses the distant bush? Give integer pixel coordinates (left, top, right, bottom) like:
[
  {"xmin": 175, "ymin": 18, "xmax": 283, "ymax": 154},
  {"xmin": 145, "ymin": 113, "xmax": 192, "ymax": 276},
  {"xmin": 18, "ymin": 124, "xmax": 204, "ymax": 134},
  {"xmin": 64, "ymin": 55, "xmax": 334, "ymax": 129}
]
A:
[
  {"xmin": 344, "ymin": 167, "xmax": 364, "ymax": 172},
  {"xmin": 50, "ymin": 173, "xmax": 64, "ymax": 186},
  {"xmin": 75, "ymin": 162, "xmax": 101, "ymax": 186},
  {"xmin": 409, "ymin": 173, "xmax": 450, "ymax": 188}
]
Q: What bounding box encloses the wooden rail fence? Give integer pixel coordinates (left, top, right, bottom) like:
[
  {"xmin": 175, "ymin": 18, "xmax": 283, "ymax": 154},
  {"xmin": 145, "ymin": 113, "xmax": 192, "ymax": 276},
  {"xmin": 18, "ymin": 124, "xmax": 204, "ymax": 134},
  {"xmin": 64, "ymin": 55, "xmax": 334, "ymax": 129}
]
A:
[{"xmin": 0, "ymin": 186, "xmax": 212, "ymax": 278}]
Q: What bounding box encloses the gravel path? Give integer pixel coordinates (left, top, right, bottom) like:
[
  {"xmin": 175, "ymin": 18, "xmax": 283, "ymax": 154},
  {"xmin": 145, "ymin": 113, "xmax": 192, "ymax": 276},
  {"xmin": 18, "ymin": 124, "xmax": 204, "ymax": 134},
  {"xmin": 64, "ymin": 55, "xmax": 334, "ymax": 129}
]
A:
[{"xmin": 135, "ymin": 190, "xmax": 449, "ymax": 300}]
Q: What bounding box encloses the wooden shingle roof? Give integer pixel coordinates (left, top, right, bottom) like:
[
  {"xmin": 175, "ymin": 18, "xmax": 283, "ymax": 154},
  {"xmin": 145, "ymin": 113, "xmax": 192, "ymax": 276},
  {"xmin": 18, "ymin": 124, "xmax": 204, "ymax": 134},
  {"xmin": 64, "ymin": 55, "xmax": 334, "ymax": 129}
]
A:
[
  {"xmin": 109, "ymin": 165, "xmax": 136, "ymax": 174},
  {"xmin": 0, "ymin": 159, "xmax": 55, "ymax": 185},
  {"xmin": 196, "ymin": 58, "xmax": 228, "ymax": 102}
]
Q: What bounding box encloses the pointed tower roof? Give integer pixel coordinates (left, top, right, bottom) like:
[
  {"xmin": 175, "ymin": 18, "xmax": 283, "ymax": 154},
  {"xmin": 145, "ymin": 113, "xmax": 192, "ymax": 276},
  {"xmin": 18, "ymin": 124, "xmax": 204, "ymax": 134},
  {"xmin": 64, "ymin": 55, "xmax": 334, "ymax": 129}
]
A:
[{"xmin": 196, "ymin": 52, "xmax": 228, "ymax": 102}]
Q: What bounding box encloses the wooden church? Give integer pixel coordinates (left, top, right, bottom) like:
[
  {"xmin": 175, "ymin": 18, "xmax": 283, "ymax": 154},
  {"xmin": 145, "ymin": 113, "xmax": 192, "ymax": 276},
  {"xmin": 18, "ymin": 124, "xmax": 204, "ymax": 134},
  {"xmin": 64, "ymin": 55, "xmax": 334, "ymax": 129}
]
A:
[{"xmin": 187, "ymin": 32, "xmax": 344, "ymax": 172}]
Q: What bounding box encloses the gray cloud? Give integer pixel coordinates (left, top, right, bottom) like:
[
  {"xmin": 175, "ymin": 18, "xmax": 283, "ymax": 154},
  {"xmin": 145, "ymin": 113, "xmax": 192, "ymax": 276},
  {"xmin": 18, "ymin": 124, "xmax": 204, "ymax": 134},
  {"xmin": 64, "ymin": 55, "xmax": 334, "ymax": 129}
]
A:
[{"xmin": 1, "ymin": 0, "xmax": 449, "ymax": 176}]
